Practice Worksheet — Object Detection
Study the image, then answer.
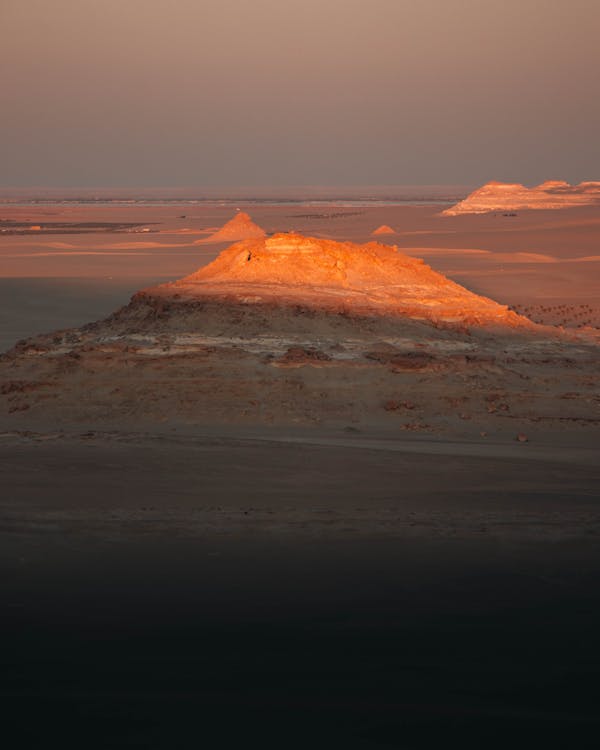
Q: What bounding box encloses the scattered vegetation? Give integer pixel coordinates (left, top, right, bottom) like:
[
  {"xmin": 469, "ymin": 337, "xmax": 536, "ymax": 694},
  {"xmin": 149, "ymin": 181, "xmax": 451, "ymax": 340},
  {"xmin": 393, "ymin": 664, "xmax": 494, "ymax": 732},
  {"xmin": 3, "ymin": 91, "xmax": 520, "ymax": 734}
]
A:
[{"xmin": 509, "ymin": 302, "xmax": 599, "ymax": 328}]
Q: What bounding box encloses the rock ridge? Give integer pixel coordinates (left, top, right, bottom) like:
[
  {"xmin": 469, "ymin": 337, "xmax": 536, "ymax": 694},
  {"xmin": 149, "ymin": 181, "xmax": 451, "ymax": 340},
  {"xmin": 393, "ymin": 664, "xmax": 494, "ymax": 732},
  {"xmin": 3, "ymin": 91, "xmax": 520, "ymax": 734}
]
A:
[{"xmin": 443, "ymin": 180, "xmax": 600, "ymax": 215}]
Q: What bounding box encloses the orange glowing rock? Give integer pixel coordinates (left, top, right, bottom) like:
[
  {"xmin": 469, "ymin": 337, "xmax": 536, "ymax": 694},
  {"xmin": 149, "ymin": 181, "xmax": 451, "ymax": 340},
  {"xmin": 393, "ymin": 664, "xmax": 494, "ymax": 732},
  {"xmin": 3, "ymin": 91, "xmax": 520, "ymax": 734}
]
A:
[
  {"xmin": 443, "ymin": 180, "xmax": 600, "ymax": 215},
  {"xmin": 372, "ymin": 224, "xmax": 396, "ymax": 235},
  {"xmin": 149, "ymin": 232, "xmax": 532, "ymax": 329},
  {"xmin": 202, "ymin": 211, "xmax": 266, "ymax": 242}
]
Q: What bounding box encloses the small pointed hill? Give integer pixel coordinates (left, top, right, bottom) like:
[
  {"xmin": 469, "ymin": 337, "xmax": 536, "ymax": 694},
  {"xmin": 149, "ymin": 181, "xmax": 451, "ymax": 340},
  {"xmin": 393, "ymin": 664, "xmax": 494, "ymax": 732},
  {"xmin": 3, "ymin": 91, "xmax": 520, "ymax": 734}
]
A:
[
  {"xmin": 372, "ymin": 224, "xmax": 396, "ymax": 235},
  {"xmin": 149, "ymin": 232, "xmax": 531, "ymax": 329},
  {"xmin": 202, "ymin": 211, "xmax": 266, "ymax": 242},
  {"xmin": 443, "ymin": 180, "xmax": 600, "ymax": 216}
]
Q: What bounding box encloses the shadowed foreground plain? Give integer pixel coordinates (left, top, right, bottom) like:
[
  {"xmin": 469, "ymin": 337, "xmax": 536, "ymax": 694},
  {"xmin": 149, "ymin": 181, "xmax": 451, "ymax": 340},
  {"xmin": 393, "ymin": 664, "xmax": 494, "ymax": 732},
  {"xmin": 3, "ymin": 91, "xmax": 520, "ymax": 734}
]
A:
[{"xmin": 2, "ymin": 432, "xmax": 600, "ymax": 748}]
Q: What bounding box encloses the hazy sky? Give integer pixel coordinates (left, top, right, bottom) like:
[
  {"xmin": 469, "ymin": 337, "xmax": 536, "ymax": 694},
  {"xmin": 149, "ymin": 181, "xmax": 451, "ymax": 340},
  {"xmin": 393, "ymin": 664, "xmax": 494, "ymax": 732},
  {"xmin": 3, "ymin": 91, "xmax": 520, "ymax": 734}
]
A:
[{"xmin": 1, "ymin": 0, "xmax": 599, "ymax": 187}]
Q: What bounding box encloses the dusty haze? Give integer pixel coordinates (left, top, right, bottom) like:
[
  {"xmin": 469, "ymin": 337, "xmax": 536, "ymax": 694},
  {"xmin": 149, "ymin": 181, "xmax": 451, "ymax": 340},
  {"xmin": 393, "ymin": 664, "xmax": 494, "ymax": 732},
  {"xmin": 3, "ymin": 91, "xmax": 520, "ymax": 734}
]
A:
[{"xmin": 1, "ymin": 0, "xmax": 599, "ymax": 187}]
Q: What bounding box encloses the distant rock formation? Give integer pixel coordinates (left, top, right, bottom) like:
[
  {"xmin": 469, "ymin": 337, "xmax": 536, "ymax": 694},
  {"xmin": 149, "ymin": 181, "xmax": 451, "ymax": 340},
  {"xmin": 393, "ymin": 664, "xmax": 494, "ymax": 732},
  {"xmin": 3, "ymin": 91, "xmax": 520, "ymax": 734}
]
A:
[
  {"xmin": 202, "ymin": 211, "xmax": 266, "ymax": 242},
  {"xmin": 442, "ymin": 180, "xmax": 600, "ymax": 216},
  {"xmin": 372, "ymin": 224, "xmax": 396, "ymax": 235}
]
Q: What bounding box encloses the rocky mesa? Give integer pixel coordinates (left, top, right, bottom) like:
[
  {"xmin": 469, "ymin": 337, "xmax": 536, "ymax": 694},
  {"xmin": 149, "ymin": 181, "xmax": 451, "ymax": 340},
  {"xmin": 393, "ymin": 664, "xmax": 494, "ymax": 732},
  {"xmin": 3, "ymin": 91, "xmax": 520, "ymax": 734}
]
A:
[{"xmin": 442, "ymin": 180, "xmax": 600, "ymax": 215}]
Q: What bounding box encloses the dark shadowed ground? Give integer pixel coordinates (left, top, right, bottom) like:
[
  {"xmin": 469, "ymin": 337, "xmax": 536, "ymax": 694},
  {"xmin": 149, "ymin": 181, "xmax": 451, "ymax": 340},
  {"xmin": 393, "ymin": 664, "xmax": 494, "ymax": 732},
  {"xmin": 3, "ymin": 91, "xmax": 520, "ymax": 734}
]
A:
[{"xmin": 2, "ymin": 433, "xmax": 600, "ymax": 748}]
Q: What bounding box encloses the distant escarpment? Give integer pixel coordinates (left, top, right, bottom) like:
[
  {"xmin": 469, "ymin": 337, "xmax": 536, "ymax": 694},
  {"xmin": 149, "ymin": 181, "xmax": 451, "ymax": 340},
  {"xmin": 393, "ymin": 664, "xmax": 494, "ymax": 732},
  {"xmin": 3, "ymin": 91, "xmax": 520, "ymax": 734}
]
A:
[{"xmin": 443, "ymin": 180, "xmax": 600, "ymax": 216}]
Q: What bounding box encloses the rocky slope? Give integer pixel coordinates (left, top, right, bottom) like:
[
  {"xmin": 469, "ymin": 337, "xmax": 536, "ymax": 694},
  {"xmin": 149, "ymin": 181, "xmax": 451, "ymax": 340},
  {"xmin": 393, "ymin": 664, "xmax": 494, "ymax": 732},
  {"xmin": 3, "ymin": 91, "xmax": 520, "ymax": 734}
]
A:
[
  {"xmin": 1, "ymin": 233, "xmax": 598, "ymax": 437},
  {"xmin": 442, "ymin": 180, "xmax": 600, "ymax": 215},
  {"xmin": 154, "ymin": 233, "xmax": 532, "ymax": 328}
]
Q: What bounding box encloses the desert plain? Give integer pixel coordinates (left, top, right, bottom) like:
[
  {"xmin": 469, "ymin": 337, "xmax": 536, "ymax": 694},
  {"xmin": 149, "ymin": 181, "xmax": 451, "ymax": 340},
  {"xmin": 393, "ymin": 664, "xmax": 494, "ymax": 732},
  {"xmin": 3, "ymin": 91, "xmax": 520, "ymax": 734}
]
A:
[{"xmin": 2, "ymin": 193, "xmax": 600, "ymax": 747}]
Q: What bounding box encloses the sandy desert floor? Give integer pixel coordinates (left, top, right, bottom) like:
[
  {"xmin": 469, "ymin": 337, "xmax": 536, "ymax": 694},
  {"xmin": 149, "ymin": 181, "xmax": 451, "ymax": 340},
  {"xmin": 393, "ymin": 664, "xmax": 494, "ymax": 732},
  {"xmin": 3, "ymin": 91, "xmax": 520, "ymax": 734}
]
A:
[{"xmin": 1, "ymin": 200, "xmax": 600, "ymax": 748}]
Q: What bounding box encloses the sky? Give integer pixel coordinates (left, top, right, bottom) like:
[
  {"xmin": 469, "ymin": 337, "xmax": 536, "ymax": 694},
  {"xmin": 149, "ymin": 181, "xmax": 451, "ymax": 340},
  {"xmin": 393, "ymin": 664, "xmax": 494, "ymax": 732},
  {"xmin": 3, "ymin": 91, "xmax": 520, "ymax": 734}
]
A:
[{"xmin": 1, "ymin": 0, "xmax": 599, "ymax": 188}]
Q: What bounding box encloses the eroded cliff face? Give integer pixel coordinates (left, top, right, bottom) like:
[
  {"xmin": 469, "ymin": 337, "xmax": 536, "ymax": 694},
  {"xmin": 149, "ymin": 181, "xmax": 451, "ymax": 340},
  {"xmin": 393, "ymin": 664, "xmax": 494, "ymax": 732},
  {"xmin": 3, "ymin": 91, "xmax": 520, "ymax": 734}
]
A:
[{"xmin": 442, "ymin": 180, "xmax": 600, "ymax": 215}]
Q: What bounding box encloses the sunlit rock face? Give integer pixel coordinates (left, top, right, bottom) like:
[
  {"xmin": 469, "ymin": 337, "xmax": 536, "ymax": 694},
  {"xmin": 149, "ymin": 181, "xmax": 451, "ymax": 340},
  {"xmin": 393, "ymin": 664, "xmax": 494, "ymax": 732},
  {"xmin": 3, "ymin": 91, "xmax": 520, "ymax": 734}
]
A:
[
  {"xmin": 4, "ymin": 233, "xmax": 598, "ymax": 435},
  {"xmin": 372, "ymin": 224, "xmax": 396, "ymax": 235},
  {"xmin": 145, "ymin": 233, "xmax": 530, "ymax": 329},
  {"xmin": 443, "ymin": 180, "xmax": 600, "ymax": 215},
  {"xmin": 202, "ymin": 211, "xmax": 266, "ymax": 242}
]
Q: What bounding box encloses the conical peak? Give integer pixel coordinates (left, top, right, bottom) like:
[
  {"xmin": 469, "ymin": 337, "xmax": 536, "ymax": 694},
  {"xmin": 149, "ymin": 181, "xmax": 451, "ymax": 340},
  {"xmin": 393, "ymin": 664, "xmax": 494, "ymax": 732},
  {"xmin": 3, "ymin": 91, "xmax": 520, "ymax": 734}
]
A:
[
  {"xmin": 204, "ymin": 211, "xmax": 266, "ymax": 242},
  {"xmin": 372, "ymin": 224, "xmax": 396, "ymax": 235}
]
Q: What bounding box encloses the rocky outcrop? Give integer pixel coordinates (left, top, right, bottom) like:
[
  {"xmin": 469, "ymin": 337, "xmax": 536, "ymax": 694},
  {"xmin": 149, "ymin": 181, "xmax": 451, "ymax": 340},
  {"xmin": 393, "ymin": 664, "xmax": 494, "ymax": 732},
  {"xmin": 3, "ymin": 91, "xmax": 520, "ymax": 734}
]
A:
[
  {"xmin": 6, "ymin": 233, "xmax": 595, "ymax": 437},
  {"xmin": 157, "ymin": 232, "xmax": 532, "ymax": 329},
  {"xmin": 442, "ymin": 180, "xmax": 600, "ymax": 216}
]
